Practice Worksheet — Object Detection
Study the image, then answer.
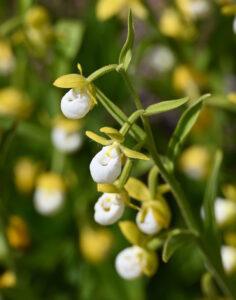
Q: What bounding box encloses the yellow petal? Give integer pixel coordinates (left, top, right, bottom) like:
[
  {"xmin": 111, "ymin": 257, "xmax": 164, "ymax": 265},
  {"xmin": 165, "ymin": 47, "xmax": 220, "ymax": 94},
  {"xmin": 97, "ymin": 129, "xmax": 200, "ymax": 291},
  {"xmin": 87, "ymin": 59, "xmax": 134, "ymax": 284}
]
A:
[
  {"xmin": 96, "ymin": 0, "xmax": 126, "ymax": 21},
  {"xmin": 119, "ymin": 221, "xmax": 147, "ymax": 246},
  {"xmin": 53, "ymin": 74, "xmax": 87, "ymax": 89},
  {"xmin": 100, "ymin": 126, "xmax": 124, "ymax": 142},
  {"xmin": 150, "ymin": 199, "xmax": 171, "ymax": 228},
  {"xmin": 121, "ymin": 146, "xmax": 149, "ymax": 160},
  {"xmin": 221, "ymin": 4, "xmax": 236, "ymax": 15},
  {"xmin": 125, "ymin": 177, "xmax": 150, "ymax": 201},
  {"xmin": 157, "ymin": 184, "xmax": 171, "ymax": 195},
  {"xmin": 142, "ymin": 250, "xmax": 159, "ymax": 277},
  {"xmin": 85, "ymin": 131, "xmax": 110, "ymax": 145}
]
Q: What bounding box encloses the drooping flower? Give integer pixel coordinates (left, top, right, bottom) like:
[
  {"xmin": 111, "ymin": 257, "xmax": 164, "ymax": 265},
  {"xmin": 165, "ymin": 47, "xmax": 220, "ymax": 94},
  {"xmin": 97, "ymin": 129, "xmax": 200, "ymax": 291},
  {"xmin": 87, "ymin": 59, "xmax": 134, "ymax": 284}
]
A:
[
  {"xmin": 96, "ymin": 0, "xmax": 147, "ymax": 21},
  {"xmin": 51, "ymin": 117, "xmax": 83, "ymax": 153},
  {"xmin": 79, "ymin": 227, "xmax": 113, "ymax": 264},
  {"xmin": 176, "ymin": 0, "xmax": 211, "ymax": 20},
  {"xmin": 125, "ymin": 177, "xmax": 171, "ymax": 235},
  {"xmin": 87, "ymin": 127, "xmax": 149, "ymax": 183},
  {"xmin": 214, "ymin": 197, "xmax": 236, "ymax": 227},
  {"xmin": 54, "ymin": 67, "xmax": 97, "ymax": 120},
  {"xmin": 34, "ymin": 172, "xmax": 65, "ymax": 215},
  {"xmin": 94, "ymin": 193, "xmax": 125, "ymax": 225},
  {"xmin": 14, "ymin": 158, "xmax": 39, "ymax": 194},
  {"xmin": 115, "ymin": 246, "xmax": 158, "ymax": 280},
  {"xmin": 221, "ymin": 246, "xmax": 236, "ymax": 274}
]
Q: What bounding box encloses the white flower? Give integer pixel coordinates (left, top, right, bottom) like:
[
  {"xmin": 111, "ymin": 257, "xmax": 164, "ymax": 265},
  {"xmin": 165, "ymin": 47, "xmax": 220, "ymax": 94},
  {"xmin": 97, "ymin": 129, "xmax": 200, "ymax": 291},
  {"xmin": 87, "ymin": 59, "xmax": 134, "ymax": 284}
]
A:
[
  {"xmin": 233, "ymin": 16, "xmax": 236, "ymax": 34},
  {"xmin": 188, "ymin": 0, "xmax": 210, "ymax": 19},
  {"xmin": 51, "ymin": 127, "xmax": 82, "ymax": 153},
  {"xmin": 148, "ymin": 45, "xmax": 175, "ymax": 74},
  {"xmin": 61, "ymin": 89, "xmax": 91, "ymax": 119},
  {"xmin": 115, "ymin": 246, "xmax": 145, "ymax": 280},
  {"xmin": 34, "ymin": 189, "xmax": 64, "ymax": 215},
  {"xmin": 214, "ymin": 197, "xmax": 236, "ymax": 226},
  {"xmin": 94, "ymin": 193, "xmax": 124, "ymax": 225},
  {"xmin": 89, "ymin": 145, "xmax": 122, "ymax": 183},
  {"xmin": 136, "ymin": 208, "xmax": 161, "ymax": 235},
  {"xmin": 221, "ymin": 246, "xmax": 236, "ymax": 274}
]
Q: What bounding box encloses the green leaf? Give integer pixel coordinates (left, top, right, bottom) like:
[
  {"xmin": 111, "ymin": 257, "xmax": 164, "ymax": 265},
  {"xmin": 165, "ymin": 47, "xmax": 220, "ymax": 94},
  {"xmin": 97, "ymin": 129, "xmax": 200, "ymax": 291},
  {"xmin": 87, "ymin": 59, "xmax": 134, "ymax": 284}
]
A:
[
  {"xmin": 144, "ymin": 97, "xmax": 189, "ymax": 116},
  {"xmin": 55, "ymin": 20, "xmax": 84, "ymax": 59},
  {"xmin": 167, "ymin": 94, "xmax": 211, "ymax": 161},
  {"xmin": 162, "ymin": 229, "xmax": 197, "ymax": 263},
  {"xmin": 119, "ymin": 10, "xmax": 134, "ymax": 71},
  {"xmin": 203, "ymin": 150, "xmax": 222, "ymax": 236}
]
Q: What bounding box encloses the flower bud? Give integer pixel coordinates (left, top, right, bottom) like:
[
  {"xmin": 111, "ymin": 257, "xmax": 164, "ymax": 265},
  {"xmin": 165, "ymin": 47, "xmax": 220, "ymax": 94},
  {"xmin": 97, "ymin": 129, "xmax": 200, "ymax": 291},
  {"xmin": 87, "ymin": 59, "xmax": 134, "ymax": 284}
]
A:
[
  {"xmin": 94, "ymin": 193, "xmax": 125, "ymax": 225},
  {"xmin": 34, "ymin": 173, "xmax": 65, "ymax": 215},
  {"xmin": 221, "ymin": 246, "xmax": 236, "ymax": 274},
  {"xmin": 115, "ymin": 246, "xmax": 158, "ymax": 280},
  {"xmin": 51, "ymin": 117, "xmax": 83, "ymax": 153},
  {"xmin": 6, "ymin": 216, "xmax": 30, "ymax": 250},
  {"xmin": 89, "ymin": 145, "xmax": 122, "ymax": 183},
  {"xmin": 79, "ymin": 227, "xmax": 113, "ymax": 264},
  {"xmin": 214, "ymin": 197, "xmax": 236, "ymax": 227},
  {"xmin": 61, "ymin": 89, "xmax": 93, "ymax": 119}
]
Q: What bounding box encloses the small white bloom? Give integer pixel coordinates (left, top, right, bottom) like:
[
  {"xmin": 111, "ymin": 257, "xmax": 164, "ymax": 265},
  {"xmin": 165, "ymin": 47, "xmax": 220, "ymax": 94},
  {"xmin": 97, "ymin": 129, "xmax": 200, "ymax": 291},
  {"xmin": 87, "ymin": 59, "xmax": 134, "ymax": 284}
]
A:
[
  {"xmin": 188, "ymin": 0, "xmax": 210, "ymax": 19},
  {"xmin": 148, "ymin": 45, "xmax": 175, "ymax": 74},
  {"xmin": 89, "ymin": 145, "xmax": 122, "ymax": 183},
  {"xmin": 61, "ymin": 89, "xmax": 91, "ymax": 119},
  {"xmin": 34, "ymin": 189, "xmax": 64, "ymax": 215},
  {"xmin": 94, "ymin": 193, "xmax": 124, "ymax": 225},
  {"xmin": 233, "ymin": 16, "xmax": 236, "ymax": 34},
  {"xmin": 115, "ymin": 246, "xmax": 145, "ymax": 280},
  {"xmin": 221, "ymin": 246, "xmax": 236, "ymax": 274},
  {"xmin": 136, "ymin": 208, "xmax": 161, "ymax": 235},
  {"xmin": 51, "ymin": 127, "xmax": 82, "ymax": 153},
  {"xmin": 214, "ymin": 197, "xmax": 236, "ymax": 226}
]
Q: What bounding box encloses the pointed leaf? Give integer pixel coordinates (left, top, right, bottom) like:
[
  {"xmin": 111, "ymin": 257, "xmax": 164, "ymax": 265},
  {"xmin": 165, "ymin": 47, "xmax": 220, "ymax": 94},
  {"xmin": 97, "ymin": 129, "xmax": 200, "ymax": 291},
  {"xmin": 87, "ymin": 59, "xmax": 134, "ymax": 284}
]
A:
[
  {"xmin": 53, "ymin": 74, "xmax": 87, "ymax": 89},
  {"xmin": 162, "ymin": 229, "xmax": 197, "ymax": 263},
  {"xmin": 119, "ymin": 10, "xmax": 134, "ymax": 71},
  {"xmin": 144, "ymin": 97, "xmax": 189, "ymax": 116},
  {"xmin": 121, "ymin": 146, "xmax": 149, "ymax": 160},
  {"xmin": 85, "ymin": 131, "xmax": 110, "ymax": 145},
  {"xmin": 125, "ymin": 177, "xmax": 150, "ymax": 201},
  {"xmin": 167, "ymin": 94, "xmax": 211, "ymax": 161}
]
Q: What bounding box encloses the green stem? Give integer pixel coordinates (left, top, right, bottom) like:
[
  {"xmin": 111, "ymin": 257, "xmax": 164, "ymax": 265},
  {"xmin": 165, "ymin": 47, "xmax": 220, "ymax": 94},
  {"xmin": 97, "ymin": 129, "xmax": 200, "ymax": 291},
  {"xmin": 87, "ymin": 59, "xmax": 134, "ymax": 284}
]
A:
[
  {"xmin": 87, "ymin": 64, "xmax": 119, "ymax": 82},
  {"xmin": 119, "ymin": 109, "xmax": 144, "ymax": 136},
  {"xmin": 148, "ymin": 166, "xmax": 158, "ymax": 199}
]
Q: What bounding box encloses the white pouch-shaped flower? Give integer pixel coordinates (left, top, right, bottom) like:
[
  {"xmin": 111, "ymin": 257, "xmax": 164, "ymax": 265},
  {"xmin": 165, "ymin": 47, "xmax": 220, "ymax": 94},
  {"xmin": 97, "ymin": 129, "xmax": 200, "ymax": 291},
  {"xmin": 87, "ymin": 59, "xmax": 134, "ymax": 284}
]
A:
[
  {"xmin": 94, "ymin": 193, "xmax": 124, "ymax": 225},
  {"xmin": 34, "ymin": 189, "xmax": 64, "ymax": 215},
  {"xmin": 136, "ymin": 208, "xmax": 161, "ymax": 235},
  {"xmin": 115, "ymin": 246, "xmax": 145, "ymax": 280},
  {"xmin": 221, "ymin": 246, "xmax": 236, "ymax": 274},
  {"xmin": 89, "ymin": 145, "xmax": 122, "ymax": 183},
  {"xmin": 214, "ymin": 197, "xmax": 236, "ymax": 227},
  {"xmin": 233, "ymin": 16, "xmax": 236, "ymax": 34},
  {"xmin": 61, "ymin": 89, "xmax": 92, "ymax": 119},
  {"xmin": 52, "ymin": 127, "xmax": 82, "ymax": 153}
]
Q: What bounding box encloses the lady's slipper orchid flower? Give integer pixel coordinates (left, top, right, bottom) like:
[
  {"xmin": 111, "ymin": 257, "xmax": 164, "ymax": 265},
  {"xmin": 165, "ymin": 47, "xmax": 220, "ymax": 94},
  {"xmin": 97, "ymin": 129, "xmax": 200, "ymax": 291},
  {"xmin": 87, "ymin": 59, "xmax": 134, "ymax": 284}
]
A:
[
  {"xmin": 125, "ymin": 177, "xmax": 171, "ymax": 235},
  {"xmin": 115, "ymin": 246, "xmax": 158, "ymax": 280},
  {"xmin": 51, "ymin": 117, "xmax": 83, "ymax": 153},
  {"xmin": 176, "ymin": 0, "xmax": 210, "ymax": 20},
  {"xmin": 94, "ymin": 193, "xmax": 125, "ymax": 225},
  {"xmin": 214, "ymin": 197, "xmax": 236, "ymax": 227},
  {"xmin": 54, "ymin": 68, "xmax": 96, "ymax": 120},
  {"xmin": 221, "ymin": 246, "xmax": 236, "ymax": 274},
  {"xmin": 86, "ymin": 127, "xmax": 149, "ymax": 183},
  {"xmin": 34, "ymin": 172, "xmax": 65, "ymax": 215}
]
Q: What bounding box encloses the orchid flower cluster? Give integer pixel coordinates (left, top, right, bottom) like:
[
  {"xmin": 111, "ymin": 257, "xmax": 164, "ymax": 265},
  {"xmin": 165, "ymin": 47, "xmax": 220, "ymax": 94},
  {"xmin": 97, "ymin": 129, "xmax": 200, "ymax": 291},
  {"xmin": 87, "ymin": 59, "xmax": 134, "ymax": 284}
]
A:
[{"xmin": 52, "ymin": 10, "xmax": 236, "ymax": 299}]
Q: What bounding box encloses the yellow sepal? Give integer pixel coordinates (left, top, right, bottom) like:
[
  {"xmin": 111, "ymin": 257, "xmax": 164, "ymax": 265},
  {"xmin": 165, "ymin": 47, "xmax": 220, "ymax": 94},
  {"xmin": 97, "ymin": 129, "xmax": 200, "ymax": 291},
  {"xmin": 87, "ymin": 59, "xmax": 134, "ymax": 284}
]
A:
[
  {"xmin": 148, "ymin": 199, "xmax": 171, "ymax": 229},
  {"xmin": 119, "ymin": 221, "xmax": 147, "ymax": 246},
  {"xmin": 97, "ymin": 183, "xmax": 120, "ymax": 194},
  {"xmin": 142, "ymin": 250, "xmax": 159, "ymax": 277},
  {"xmin": 85, "ymin": 131, "xmax": 111, "ymax": 146},
  {"xmin": 53, "ymin": 74, "xmax": 88, "ymax": 89},
  {"xmin": 100, "ymin": 127, "xmax": 124, "ymax": 142},
  {"xmin": 125, "ymin": 177, "xmax": 151, "ymax": 201},
  {"xmin": 157, "ymin": 184, "xmax": 171, "ymax": 196},
  {"xmin": 221, "ymin": 4, "xmax": 236, "ymax": 15},
  {"xmin": 121, "ymin": 146, "xmax": 149, "ymax": 160}
]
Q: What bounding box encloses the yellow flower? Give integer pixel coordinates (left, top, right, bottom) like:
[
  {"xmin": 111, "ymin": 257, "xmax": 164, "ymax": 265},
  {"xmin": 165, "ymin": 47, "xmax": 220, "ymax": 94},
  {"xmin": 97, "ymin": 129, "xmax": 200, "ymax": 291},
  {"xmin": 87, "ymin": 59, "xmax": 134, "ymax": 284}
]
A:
[
  {"xmin": 179, "ymin": 145, "xmax": 210, "ymax": 179},
  {"xmin": 96, "ymin": 0, "xmax": 147, "ymax": 21},
  {"xmin": 0, "ymin": 270, "xmax": 16, "ymax": 288},
  {"xmin": 159, "ymin": 8, "xmax": 196, "ymax": 39},
  {"xmin": 6, "ymin": 216, "xmax": 30, "ymax": 250},
  {"xmin": 0, "ymin": 87, "xmax": 31, "ymax": 119},
  {"xmin": 14, "ymin": 158, "xmax": 39, "ymax": 194},
  {"xmin": 79, "ymin": 227, "xmax": 113, "ymax": 264},
  {"xmin": 0, "ymin": 40, "xmax": 15, "ymax": 75}
]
